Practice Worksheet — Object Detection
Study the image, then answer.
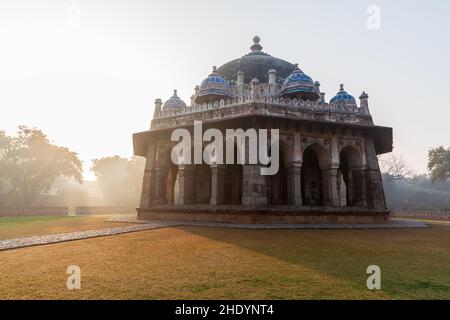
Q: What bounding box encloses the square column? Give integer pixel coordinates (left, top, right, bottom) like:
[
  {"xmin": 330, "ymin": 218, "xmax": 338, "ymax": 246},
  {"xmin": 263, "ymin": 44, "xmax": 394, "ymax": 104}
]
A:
[
  {"xmin": 357, "ymin": 169, "xmax": 368, "ymax": 207},
  {"xmin": 286, "ymin": 162, "xmax": 302, "ymax": 206},
  {"xmin": 177, "ymin": 165, "xmax": 194, "ymax": 205},
  {"xmin": 322, "ymin": 168, "xmax": 339, "ymax": 207},
  {"xmin": 210, "ymin": 164, "xmax": 225, "ymax": 205},
  {"xmin": 242, "ymin": 165, "xmax": 268, "ymax": 205},
  {"xmin": 139, "ymin": 169, "xmax": 156, "ymax": 208},
  {"xmin": 154, "ymin": 167, "xmax": 168, "ymax": 205}
]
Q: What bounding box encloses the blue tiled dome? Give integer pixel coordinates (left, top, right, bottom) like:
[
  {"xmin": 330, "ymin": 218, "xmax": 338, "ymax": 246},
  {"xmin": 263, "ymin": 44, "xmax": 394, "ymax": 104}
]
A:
[
  {"xmin": 195, "ymin": 66, "xmax": 231, "ymax": 103},
  {"xmin": 162, "ymin": 90, "xmax": 187, "ymax": 110},
  {"xmin": 280, "ymin": 64, "xmax": 319, "ymax": 101},
  {"xmin": 330, "ymin": 84, "xmax": 357, "ymax": 108}
]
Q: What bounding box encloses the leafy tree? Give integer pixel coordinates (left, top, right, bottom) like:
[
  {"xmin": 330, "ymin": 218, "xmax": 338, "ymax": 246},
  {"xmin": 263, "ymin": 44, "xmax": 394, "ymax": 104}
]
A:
[
  {"xmin": 0, "ymin": 126, "xmax": 83, "ymax": 204},
  {"xmin": 0, "ymin": 131, "xmax": 11, "ymax": 186},
  {"xmin": 428, "ymin": 146, "xmax": 450, "ymax": 182},
  {"xmin": 0, "ymin": 130, "xmax": 10, "ymax": 150},
  {"xmin": 91, "ymin": 156, "xmax": 145, "ymax": 206}
]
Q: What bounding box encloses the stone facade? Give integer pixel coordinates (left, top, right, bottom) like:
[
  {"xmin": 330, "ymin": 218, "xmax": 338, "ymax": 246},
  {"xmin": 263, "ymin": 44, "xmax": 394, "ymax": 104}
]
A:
[{"xmin": 133, "ymin": 37, "xmax": 393, "ymax": 224}]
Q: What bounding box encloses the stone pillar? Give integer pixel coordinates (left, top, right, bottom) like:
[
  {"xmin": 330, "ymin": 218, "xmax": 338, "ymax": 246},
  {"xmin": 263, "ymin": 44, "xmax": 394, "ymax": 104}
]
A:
[
  {"xmin": 268, "ymin": 69, "xmax": 277, "ymax": 95},
  {"xmin": 365, "ymin": 169, "xmax": 386, "ymax": 210},
  {"xmin": 352, "ymin": 169, "xmax": 367, "ymax": 207},
  {"xmin": 286, "ymin": 162, "xmax": 302, "ymax": 206},
  {"xmin": 250, "ymin": 78, "xmax": 260, "ymax": 101},
  {"xmin": 336, "ymin": 170, "xmax": 345, "ymax": 206},
  {"xmin": 242, "ymin": 165, "xmax": 268, "ymax": 205},
  {"xmin": 237, "ymin": 71, "xmax": 244, "ymax": 97},
  {"xmin": 139, "ymin": 169, "xmax": 156, "ymax": 208},
  {"xmin": 210, "ymin": 164, "xmax": 225, "ymax": 205},
  {"xmin": 322, "ymin": 167, "xmax": 339, "ymax": 207},
  {"xmin": 364, "ymin": 137, "xmax": 387, "ymax": 210},
  {"xmin": 237, "ymin": 71, "xmax": 244, "ymax": 85},
  {"xmin": 153, "ymin": 98, "xmax": 163, "ymax": 119},
  {"xmin": 139, "ymin": 143, "xmax": 157, "ymax": 208},
  {"xmin": 177, "ymin": 165, "xmax": 194, "ymax": 205},
  {"xmin": 359, "ymin": 92, "xmax": 369, "ymax": 114},
  {"xmin": 320, "ymin": 92, "xmax": 326, "ymax": 103},
  {"xmin": 346, "ymin": 170, "xmax": 354, "ymax": 206},
  {"xmin": 154, "ymin": 167, "xmax": 168, "ymax": 204}
]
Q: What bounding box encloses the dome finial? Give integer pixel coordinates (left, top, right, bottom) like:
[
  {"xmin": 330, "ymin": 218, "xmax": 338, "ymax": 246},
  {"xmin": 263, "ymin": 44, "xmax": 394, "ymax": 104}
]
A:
[
  {"xmin": 340, "ymin": 84, "xmax": 344, "ymax": 91},
  {"xmin": 173, "ymin": 89, "xmax": 178, "ymax": 96},
  {"xmin": 250, "ymin": 36, "xmax": 263, "ymax": 51}
]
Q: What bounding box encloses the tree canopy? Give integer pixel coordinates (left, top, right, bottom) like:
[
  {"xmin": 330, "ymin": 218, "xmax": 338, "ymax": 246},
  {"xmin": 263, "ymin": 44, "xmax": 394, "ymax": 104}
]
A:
[
  {"xmin": 0, "ymin": 126, "xmax": 83, "ymax": 204},
  {"xmin": 428, "ymin": 146, "xmax": 450, "ymax": 182}
]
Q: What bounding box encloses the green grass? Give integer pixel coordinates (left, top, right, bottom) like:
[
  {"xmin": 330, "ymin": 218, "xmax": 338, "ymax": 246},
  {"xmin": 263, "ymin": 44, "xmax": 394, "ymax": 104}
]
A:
[
  {"xmin": 0, "ymin": 215, "xmax": 128, "ymax": 240},
  {"xmin": 0, "ymin": 215, "xmax": 73, "ymax": 225},
  {"xmin": 0, "ymin": 223, "xmax": 449, "ymax": 299}
]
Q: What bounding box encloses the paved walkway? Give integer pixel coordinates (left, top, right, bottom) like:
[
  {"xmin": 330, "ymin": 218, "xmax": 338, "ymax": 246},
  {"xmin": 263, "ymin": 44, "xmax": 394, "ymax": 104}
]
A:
[{"xmin": 0, "ymin": 222, "xmax": 178, "ymax": 251}]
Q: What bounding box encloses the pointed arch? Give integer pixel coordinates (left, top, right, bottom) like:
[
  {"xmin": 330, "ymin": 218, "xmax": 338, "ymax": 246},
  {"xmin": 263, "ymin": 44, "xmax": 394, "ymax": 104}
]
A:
[
  {"xmin": 302, "ymin": 141, "xmax": 331, "ymax": 170},
  {"xmin": 301, "ymin": 142, "xmax": 331, "ymax": 206}
]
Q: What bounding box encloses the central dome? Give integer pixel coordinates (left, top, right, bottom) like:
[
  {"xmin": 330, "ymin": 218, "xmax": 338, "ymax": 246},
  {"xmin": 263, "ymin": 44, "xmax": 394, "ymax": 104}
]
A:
[{"xmin": 216, "ymin": 36, "xmax": 297, "ymax": 84}]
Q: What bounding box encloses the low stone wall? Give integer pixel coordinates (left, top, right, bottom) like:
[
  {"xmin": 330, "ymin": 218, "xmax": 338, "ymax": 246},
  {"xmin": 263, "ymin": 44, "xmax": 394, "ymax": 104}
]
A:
[
  {"xmin": 391, "ymin": 209, "xmax": 450, "ymax": 221},
  {"xmin": 0, "ymin": 207, "xmax": 69, "ymax": 217},
  {"xmin": 75, "ymin": 206, "xmax": 136, "ymax": 215}
]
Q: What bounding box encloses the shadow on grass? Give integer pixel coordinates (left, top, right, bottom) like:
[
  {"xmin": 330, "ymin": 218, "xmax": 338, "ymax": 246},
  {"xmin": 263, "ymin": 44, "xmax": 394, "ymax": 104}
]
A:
[{"xmin": 176, "ymin": 224, "xmax": 450, "ymax": 299}]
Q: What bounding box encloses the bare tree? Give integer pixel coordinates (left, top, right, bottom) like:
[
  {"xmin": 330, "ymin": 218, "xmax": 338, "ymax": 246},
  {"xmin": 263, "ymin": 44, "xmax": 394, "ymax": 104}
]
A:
[{"xmin": 379, "ymin": 153, "xmax": 415, "ymax": 183}]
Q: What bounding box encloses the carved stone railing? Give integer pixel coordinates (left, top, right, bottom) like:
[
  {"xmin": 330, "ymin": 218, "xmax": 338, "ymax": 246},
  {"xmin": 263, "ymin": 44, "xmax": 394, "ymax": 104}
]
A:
[
  {"xmin": 157, "ymin": 82, "xmax": 368, "ymax": 119},
  {"xmin": 157, "ymin": 96, "xmax": 369, "ymax": 119},
  {"xmin": 151, "ymin": 101, "xmax": 373, "ymax": 131}
]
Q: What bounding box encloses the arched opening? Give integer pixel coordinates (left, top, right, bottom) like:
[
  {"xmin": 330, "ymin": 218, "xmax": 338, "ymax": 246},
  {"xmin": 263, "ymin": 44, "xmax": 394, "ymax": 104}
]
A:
[
  {"xmin": 192, "ymin": 164, "xmax": 211, "ymax": 204},
  {"xmin": 301, "ymin": 143, "xmax": 329, "ymax": 206},
  {"xmin": 338, "ymin": 145, "xmax": 362, "ymax": 207},
  {"xmin": 301, "ymin": 148, "xmax": 323, "ymax": 205}
]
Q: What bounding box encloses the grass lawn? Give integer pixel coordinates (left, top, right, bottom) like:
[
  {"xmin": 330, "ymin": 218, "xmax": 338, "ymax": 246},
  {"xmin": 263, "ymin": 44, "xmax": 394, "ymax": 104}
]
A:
[
  {"xmin": 0, "ymin": 223, "xmax": 449, "ymax": 299},
  {"xmin": 0, "ymin": 215, "xmax": 129, "ymax": 240}
]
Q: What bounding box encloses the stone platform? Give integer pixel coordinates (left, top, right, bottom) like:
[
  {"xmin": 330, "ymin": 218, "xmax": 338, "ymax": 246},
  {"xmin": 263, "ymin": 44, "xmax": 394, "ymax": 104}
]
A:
[
  {"xmin": 137, "ymin": 205, "xmax": 389, "ymax": 224},
  {"xmin": 110, "ymin": 215, "xmax": 428, "ymax": 229}
]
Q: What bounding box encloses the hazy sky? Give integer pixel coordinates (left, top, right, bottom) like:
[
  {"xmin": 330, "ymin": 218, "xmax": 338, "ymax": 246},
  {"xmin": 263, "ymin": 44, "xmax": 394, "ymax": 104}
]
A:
[{"xmin": 0, "ymin": 0, "xmax": 449, "ymax": 180}]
